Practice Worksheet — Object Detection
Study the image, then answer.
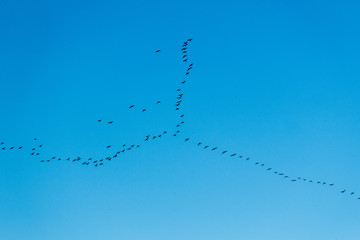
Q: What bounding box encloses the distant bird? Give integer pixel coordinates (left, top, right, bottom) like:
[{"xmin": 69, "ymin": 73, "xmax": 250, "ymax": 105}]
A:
[
  {"xmin": 267, "ymin": 168, "xmax": 272, "ymax": 171},
  {"xmin": 123, "ymin": 144, "xmax": 126, "ymax": 147},
  {"xmin": 157, "ymin": 101, "xmax": 161, "ymax": 104},
  {"xmin": 155, "ymin": 50, "xmax": 161, "ymax": 53},
  {"xmin": 204, "ymin": 146, "xmax": 209, "ymax": 149},
  {"xmin": 246, "ymin": 158, "xmax": 250, "ymax": 160},
  {"xmin": 142, "ymin": 109, "xmax": 146, "ymax": 112},
  {"xmin": 181, "ymin": 81, "xmax": 186, "ymax": 84},
  {"xmin": 185, "ymin": 72, "xmax": 189, "ymax": 75},
  {"xmin": 34, "ymin": 138, "xmax": 37, "ymax": 140},
  {"xmin": 185, "ymin": 138, "xmax": 189, "ymax": 141},
  {"xmin": 129, "ymin": 105, "xmax": 135, "ymax": 109},
  {"xmin": 18, "ymin": 146, "xmax": 22, "ymax": 149},
  {"xmin": 351, "ymin": 192, "xmax": 355, "ymax": 195},
  {"xmin": 183, "ymin": 55, "xmax": 188, "ymax": 58},
  {"xmin": 180, "ymin": 114, "xmax": 184, "ymax": 117},
  {"xmin": 291, "ymin": 179, "xmax": 296, "ymax": 182},
  {"xmin": 98, "ymin": 120, "xmax": 102, "ymax": 122},
  {"xmin": 0, "ymin": 142, "xmax": 3, "ymax": 145},
  {"xmin": 329, "ymin": 184, "xmax": 334, "ymax": 186},
  {"xmin": 108, "ymin": 121, "xmax": 114, "ymax": 124},
  {"xmin": 222, "ymin": 151, "xmax": 227, "ymax": 154},
  {"xmin": 163, "ymin": 131, "xmax": 167, "ymax": 134},
  {"xmin": 183, "ymin": 59, "xmax": 188, "ymax": 62},
  {"xmin": 39, "ymin": 145, "xmax": 42, "ymax": 148},
  {"xmin": 187, "ymin": 38, "xmax": 193, "ymax": 41},
  {"xmin": 10, "ymin": 147, "xmax": 14, "ymax": 149},
  {"xmin": 181, "ymin": 48, "xmax": 186, "ymax": 51},
  {"xmin": 211, "ymin": 147, "xmax": 217, "ymax": 151},
  {"xmin": 106, "ymin": 145, "xmax": 112, "ymax": 148},
  {"xmin": 189, "ymin": 63, "xmax": 193, "ymax": 67},
  {"xmin": 230, "ymin": 153, "xmax": 236, "ymax": 156},
  {"xmin": 173, "ymin": 134, "xmax": 177, "ymax": 136},
  {"xmin": 341, "ymin": 190, "xmax": 346, "ymax": 193},
  {"xmin": 198, "ymin": 143, "xmax": 202, "ymax": 146}
]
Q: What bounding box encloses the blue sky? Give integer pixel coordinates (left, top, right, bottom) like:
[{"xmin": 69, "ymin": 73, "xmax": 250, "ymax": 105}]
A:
[{"xmin": 0, "ymin": 0, "xmax": 360, "ymax": 239}]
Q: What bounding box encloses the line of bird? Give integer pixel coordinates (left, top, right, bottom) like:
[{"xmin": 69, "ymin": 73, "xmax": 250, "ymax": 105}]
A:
[
  {"xmin": 27, "ymin": 39, "xmax": 194, "ymax": 167},
  {"xmin": 2, "ymin": 38, "xmax": 358, "ymax": 200},
  {"xmin": 180, "ymin": 137, "xmax": 359, "ymax": 199}
]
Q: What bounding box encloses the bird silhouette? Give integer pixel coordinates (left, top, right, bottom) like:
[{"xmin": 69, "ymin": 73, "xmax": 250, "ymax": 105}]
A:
[
  {"xmin": 222, "ymin": 151, "xmax": 227, "ymax": 154},
  {"xmin": 155, "ymin": 50, "xmax": 161, "ymax": 53},
  {"xmin": 157, "ymin": 101, "xmax": 161, "ymax": 104},
  {"xmin": 108, "ymin": 121, "xmax": 114, "ymax": 124},
  {"xmin": 211, "ymin": 147, "xmax": 217, "ymax": 151},
  {"xmin": 185, "ymin": 138, "xmax": 189, "ymax": 141},
  {"xmin": 129, "ymin": 105, "xmax": 135, "ymax": 109},
  {"xmin": 142, "ymin": 109, "xmax": 146, "ymax": 112}
]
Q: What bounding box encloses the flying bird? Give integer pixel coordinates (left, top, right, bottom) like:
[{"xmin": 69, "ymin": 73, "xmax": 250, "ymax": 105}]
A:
[
  {"xmin": 155, "ymin": 50, "xmax": 161, "ymax": 53},
  {"xmin": 129, "ymin": 105, "xmax": 135, "ymax": 109}
]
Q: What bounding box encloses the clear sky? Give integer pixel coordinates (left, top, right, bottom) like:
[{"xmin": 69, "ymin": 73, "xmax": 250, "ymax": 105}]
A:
[{"xmin": 1, "ymin": 0, "xmax": 360, "ymax": 239}]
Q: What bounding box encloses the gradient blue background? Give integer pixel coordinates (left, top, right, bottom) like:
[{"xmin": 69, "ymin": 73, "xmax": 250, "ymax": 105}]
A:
[{"xmin": 1, "ymin": 0, "xmax": 360, "ymax": 239}]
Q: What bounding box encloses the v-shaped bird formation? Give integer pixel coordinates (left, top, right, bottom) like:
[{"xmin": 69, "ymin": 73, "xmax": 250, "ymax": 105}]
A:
[{"xmin": 1, "ymin": 38, "xmax": 358, "ymax": 200}]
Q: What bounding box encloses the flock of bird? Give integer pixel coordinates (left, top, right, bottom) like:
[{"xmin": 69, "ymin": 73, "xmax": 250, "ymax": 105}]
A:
[{"xmin": 1, "ymin": 38, "xmax": 358, "ymax": 200}]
